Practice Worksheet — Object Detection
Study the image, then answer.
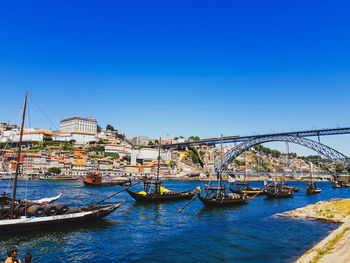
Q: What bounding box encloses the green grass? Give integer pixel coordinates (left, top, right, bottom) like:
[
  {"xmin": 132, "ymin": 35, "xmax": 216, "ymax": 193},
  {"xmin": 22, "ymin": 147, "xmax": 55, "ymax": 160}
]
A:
[{"xmin": 310, "ymin": 227, "xmax": 350, "ymax": 263}]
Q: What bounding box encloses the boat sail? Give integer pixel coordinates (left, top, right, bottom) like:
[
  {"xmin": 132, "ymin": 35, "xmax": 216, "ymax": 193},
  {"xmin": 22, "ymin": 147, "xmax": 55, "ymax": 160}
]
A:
[
  {"xmin": 126, "ymin": 138, "xmax": 196, "ymax": 202},
  {"xmin": 0, "ymin": 93, "xmax": 124, "ymax": 233}
]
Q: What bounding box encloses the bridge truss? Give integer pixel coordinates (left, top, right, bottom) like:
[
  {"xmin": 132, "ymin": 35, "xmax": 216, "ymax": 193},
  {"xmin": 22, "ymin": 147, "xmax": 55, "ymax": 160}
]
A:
[{"xmin": 214, "ymin": 135, "xmax": 350, "ymax": 175}]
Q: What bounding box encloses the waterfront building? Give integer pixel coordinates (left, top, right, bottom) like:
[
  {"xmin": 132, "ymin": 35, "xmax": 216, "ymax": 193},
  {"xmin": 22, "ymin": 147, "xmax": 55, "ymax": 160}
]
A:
[{"xmin": 60, "ymin": 116, "xmax": 97, "ymax": 134}]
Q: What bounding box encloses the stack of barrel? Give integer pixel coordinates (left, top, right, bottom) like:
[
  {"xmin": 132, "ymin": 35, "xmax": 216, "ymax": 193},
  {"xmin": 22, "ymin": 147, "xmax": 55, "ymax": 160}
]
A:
[{"xmin": 14, "ymin": 203, "xmax": 69, "ymax": 218}]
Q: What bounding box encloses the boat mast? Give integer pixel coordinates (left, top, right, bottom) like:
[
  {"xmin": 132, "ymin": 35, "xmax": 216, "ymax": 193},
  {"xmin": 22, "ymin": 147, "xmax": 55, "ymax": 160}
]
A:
[
  {"xmin": 219, "ymin": 134, "xmax": 223, "ymax": 187},
  {"xmin": 10, "ymin": 92, "xmax": 28, "ymax": 219},
  {"xmin": 157, "ymin": 137, "xmax": 161, "ymax": 180}
]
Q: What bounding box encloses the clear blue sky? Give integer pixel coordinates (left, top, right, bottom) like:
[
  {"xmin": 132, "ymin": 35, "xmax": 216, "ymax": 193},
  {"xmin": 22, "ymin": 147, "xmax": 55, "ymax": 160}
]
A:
[{"xmin": 1, "ymin": 1, "xmax": 349, "ymax": 155}]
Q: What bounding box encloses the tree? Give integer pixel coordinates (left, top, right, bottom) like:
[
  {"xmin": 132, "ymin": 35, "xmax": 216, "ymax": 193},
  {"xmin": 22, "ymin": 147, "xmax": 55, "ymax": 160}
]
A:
[
  {"xmin": 97, "ymin": 125, "xmax": 102, "ymax": 132},
  {"xmin": 106, "ymin": 124, "xmax": 115, "ymax": 131},
  {"xmin": 48, "ymin": 167, "xmax": 61, "ymax": 174},
  {"xmin": 43, "ymin": 136, "xmax": 53, "ymax": 142},
  {"xmin": 346, "ymin": 163, "xmax": 350, "ymax": 173},
  {"xmin": 336, "ymin": 162, "xmax": 345, "ymax": 174},
  {"xmin": 69, "ymin": 139, "xmax": 76, "ymax": 144},
  {"xmin": 168, "ymin": 161, "xmax": 176, "ymax": 168},
  {"xmin": 105, "ymin": 152, "xmax": 120, "ymax": 159},
  {"xmin": 62, "ymin": 143, "xmax": 74, "ymax": 151},
  {"xmin": 192, "ymin": 154, "xmax": 199, "ymax": 164}
]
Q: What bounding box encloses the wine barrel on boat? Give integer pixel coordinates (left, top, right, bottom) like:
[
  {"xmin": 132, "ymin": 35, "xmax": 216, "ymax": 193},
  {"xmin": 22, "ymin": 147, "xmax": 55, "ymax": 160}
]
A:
[
  {"xmin": 55, "ymin": 203, "xmax": 69, "ymax": 215},
  {"xmin": 27, "ymin": 205, "xmax": 45, "ymax": 217},
  {"xmin": 13, "ymin": 205, "xmax": 24, "ymax": 217},
  {"xmin": 44, "ymin": 204, "xmax": 57, "ymax": 216}
]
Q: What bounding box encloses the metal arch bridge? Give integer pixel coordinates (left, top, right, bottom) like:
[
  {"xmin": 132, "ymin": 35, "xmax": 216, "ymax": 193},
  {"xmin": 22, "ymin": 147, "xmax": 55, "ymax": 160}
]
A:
[
  {"xmin": 214, "ymin": 135, "xmax": 350, "ymax": 175},
  {"xmin": 160, "ymin": 127, "xmax": 350, "ymax": 149}
]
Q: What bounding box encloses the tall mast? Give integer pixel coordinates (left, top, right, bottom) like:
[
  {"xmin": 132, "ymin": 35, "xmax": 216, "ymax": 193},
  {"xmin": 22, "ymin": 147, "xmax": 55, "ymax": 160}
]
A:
[
  {"xmin": 157, "ymin": 137, "xmax": 161, "ymax": 180},
  {"xmin": 219, "ymin": 134, "xmax": 223, "ymax": 187},
  {"xmin": 10, "ymin": 92, "xmax": 28, "ymax": 219}
]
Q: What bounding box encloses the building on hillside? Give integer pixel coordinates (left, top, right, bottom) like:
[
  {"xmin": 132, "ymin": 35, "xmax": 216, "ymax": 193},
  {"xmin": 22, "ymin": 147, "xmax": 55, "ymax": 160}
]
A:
[
  {"xmin": 60, "ymin": 116, "xmax": 97, "ymax": 134},
  {"xmin": 105, "ymin": 144, "xmax": 132, "ymax": 158},
  {"xmin": 2, "ymin": 128, "xmax": 55, "ymax": 143},
  {"xmin": 132, "ymin": 136, "xmax": 149, "ymax": 146},
  {"xmin": 53, "ymin": 131, "xmax": 95, "ymax": 144},
  {"xmin": 0, "ymin": 122, "xmax": 18, "ymax": 140}
]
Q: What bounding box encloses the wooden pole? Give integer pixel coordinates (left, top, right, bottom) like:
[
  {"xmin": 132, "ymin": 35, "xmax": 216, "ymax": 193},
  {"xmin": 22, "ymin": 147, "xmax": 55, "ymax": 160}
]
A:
[
  {"xmin": 157, "ymin": 137, "xmax": 161, "ymax": 180},
  {"xmin": 176, "ymin": 184, "xmax": 210, "ymax": 213},
  {"xmin": 10, "ymin": 92, "xmax": 27, "ymax": 219},
  {"xmin": 248, "ymin": 181, "xmax": 274, "ymax": 201},
  {"xmin": 88, "ymin": 180, "xmax": 143, "ymax": 208}
]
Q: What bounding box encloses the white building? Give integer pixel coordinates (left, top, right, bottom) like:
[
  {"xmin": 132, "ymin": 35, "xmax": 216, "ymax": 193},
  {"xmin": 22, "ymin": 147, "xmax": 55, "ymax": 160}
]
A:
[
  {"xmin": 60, "ymin": 116, "xmax": 97, "ymax": 134},
  {"xmin": 1, "ymin": 128, "xmax": 55, "ymax": 143},
  {"xmin": 53, "ymin": 131, "xmax": 95, "ymax": 144}
]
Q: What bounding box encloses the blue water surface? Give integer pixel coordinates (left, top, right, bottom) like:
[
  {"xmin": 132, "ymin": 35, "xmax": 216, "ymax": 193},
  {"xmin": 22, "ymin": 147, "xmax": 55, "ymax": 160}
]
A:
[{"xmin": 0, "ymin": 180, "xmax": 348, "ymax": 262}]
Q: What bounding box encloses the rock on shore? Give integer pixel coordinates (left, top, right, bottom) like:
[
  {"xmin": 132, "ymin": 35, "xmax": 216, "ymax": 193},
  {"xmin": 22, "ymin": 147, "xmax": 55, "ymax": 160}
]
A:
[{"xmin": 276, "ymin": 198, "xmax": 350, "ymax": 223}]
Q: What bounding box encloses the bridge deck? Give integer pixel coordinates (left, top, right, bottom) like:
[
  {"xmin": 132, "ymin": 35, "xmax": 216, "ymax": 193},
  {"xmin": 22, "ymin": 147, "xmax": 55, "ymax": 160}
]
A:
[{"xmin": 159, "ymin": 127, "xmax": 350, "ymax": 148}]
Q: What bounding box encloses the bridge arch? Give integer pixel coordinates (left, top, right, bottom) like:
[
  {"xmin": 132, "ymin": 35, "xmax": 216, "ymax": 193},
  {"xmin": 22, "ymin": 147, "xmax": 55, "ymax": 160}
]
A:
[{"xmin": 214, "ymin": 135, "xmax": 349, "ymax": 174}]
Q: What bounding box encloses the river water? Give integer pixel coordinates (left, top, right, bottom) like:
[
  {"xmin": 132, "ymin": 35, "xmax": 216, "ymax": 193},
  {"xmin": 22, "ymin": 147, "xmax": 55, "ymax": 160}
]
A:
[{"xmin": 0, "ymin": 180, "xmax": 348, "ymax": 262}]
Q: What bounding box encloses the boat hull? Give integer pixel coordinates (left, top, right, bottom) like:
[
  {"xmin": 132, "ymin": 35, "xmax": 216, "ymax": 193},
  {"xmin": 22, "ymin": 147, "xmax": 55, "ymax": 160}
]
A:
[
  {"xmin": 198, "ymin": 196, "xmax": 247, "ymax": 207},
  {"xmin": 0, "ymin": 201, "xmax": 124, "ymax": 234},
  {"xmin": 39, "ymin": 177, "xmax": 77, "ymax": 181},
  {"xmin": 306, "ymin": 189, "xmax": 322, "ymax": 195},
  {"xmin": 126, "ymin": 189, "xmax": 196, "ymax": 203},
  {"xmin": 83, "ymin": 180, "xmax": 127, "ymax": 187},
  {"xmin": 265, "ymin": 190, "xmax": 294, "ymax": 199}
]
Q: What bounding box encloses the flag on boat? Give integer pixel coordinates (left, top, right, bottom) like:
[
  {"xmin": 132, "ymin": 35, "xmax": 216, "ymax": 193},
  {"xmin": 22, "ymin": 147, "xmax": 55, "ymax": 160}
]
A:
[{"xmin": 227, "ymin": 175, "xmax": 235, "ymax": 183}]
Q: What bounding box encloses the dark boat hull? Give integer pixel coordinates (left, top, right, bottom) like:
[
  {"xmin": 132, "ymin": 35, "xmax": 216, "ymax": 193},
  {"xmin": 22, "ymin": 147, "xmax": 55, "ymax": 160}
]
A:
[
  {"xmin": 83, "ymin": 180, "xmax": 127, "ymax": 187},
  {"xmin": 306, "ymin": 188, "xmax": 322, "ymax": 195},
  {"xmin": 0, "ymin": 201, "xmax": 124, "ymax": 234},
  {"xmin": 265, "ymin": 190, "xmax": 294, "ymax": 199},
  {"xmin": 126, "ymin": 189, "xmax": 196, "ymax": 203},
  {"xmin": 198, "ymin": 196, "xmax": 247, "ymax": 207}
]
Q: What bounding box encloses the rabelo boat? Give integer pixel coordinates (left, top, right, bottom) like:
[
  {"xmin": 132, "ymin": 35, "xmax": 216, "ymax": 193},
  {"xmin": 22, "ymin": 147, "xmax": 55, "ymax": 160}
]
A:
[
  {"xmin": 126, "ymin": 138, "xmax": 196, "ymax": 202},
  {"xmin": 0, "ymin": 93, "xmax": 124, "ymax": 234}
]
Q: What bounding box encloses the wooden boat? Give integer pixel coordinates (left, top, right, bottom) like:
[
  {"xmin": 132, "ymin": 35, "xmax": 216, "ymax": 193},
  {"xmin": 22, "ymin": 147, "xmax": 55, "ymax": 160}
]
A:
[
  {"xmin": 0, "ymin": 93, "xmax": 124, "ymax": 234},
  {"xmin": 284, "ymin": 183, "xmax": 300, "ymax": 193},
  {"xmin": 198, "ymin": 137, "xmax": 248, "ymax": 208},
  {"xmin": 332, "ymin": 181, "xmax": 341, "ymax": 188},
  {"xmin": 199, "ymin": 185, "xmax": 248, "ymax": 207},
  {"xmin": 126, "ymin": 180, "xmax": 196, "ymax": 202},
  {"xmin": 126, "ymin": 138, "xmax": 196, "ymax": 203},
  {"xmin": 306, "ymin": 182, "xmax": 322, "ymax": 194},
  {"xmin": 265, "ymin": 182, "xmax": 294, "ymax": 199},
  {"xmin": 39, "ymin": 174, "xmax": 77, "ymax": 180},
  {"xmin": 0, "ymin": 197, "xmax": 124, "ymax": 234},
  {"xmin": 231, "ymin": 182, "xmax": 263, "ymax": 196},
  {"xmin": 83, "ymin": 172, "xmax": 131, "ymax": 187},
  {"xmin": 337, "ymin": 180, "xmax": 350, "ymax": 187}
]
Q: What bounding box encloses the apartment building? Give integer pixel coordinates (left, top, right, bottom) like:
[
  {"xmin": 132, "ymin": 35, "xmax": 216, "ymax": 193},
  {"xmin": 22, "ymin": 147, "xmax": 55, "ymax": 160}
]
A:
[{"xmin": 60, "ymin": 116, "xmax": 97, "ymax": 134}]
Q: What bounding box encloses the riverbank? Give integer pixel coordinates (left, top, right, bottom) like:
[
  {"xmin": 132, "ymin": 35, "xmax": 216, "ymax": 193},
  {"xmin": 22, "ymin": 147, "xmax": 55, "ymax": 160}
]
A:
[{"xmin": 275, "ymin": 198, "xmax": 350, "ymax": 262}]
